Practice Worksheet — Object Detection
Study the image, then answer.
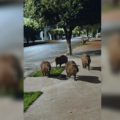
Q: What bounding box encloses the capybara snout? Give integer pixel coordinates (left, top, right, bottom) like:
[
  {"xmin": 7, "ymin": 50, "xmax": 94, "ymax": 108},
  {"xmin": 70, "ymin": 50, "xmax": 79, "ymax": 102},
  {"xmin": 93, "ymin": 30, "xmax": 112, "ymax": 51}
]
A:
[
  {"xmin": 41, "ymin": 61, "xmax": 51, "ymax": 76},
  {"xmin": 55, "ymin": 55, "xmax": 68, "ymax": 68},
  {"xmin": 81, "ymin": 54, "xmax": 91, "ymax": 70},
  {"xmin": 65, "ymin": 61, "xmax": 79, "ymax": 81}
]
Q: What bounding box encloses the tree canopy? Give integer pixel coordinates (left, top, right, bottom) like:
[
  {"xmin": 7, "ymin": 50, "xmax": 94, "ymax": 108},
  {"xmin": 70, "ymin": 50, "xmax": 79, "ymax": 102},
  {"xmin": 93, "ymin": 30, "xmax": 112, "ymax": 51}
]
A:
[
  {"xmin": 24, "ymin": 0, "xmax": 101, "ymax": 54},
  {"xmin": 24, "ymin": 18, "xmax": 41, "ymax": 43},
  {"xmin": 24, "ymin": 0, "xmax": 101, "ymax": 29}
]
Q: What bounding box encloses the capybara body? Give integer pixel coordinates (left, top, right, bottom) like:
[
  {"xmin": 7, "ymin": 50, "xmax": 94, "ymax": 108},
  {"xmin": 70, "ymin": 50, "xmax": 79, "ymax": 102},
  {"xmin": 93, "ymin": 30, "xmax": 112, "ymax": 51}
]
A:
[
  {"xmin": 41, "ymin": 61, "xmax": 51, "ymax": 76},
  {"xmin": 81, "ymin": 54, "xmax": 91, "ymax": 70},
  {"xmin": 65, "ymin": 61, "xmax": 79, "ymax": 81},
  {"xmin": 0, "ymin": 54, "xmax": 22, "ymax": 91},
  {"xmin": 55, "ymin": 55, "xmax": 68, "ymax": 68}
]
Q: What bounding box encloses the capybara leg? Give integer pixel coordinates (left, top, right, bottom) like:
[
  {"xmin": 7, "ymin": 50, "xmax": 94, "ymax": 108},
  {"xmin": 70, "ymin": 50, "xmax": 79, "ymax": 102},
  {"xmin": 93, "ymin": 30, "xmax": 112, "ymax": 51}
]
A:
[
  {"xmin": 67, "ymin": 73, "xmax": 69, "ymax": 78},
  {"xmin": 74, "ymin": 75, "xmax": 76, "ymax": 81},
  {"xmin": 45, "ymin": 73, "xmax": 46, "ymax": 76},
  {"xmin": 88, "ymin": 64, "xmax": 90, "ymax": 70},
  {"xmin": 48, "ymin": 71, "xmax": 50, "ymax": 76},
  {"xmin": 68, "ymin": 74, "xmax": 71, "ymax": 78},
  {"xmin": 42, "ymin": 72, "xmax": 44, "ymax": 76},
  {"xmin": 82, "ymin": 64, "xmax": 84, "ymax": 68}
]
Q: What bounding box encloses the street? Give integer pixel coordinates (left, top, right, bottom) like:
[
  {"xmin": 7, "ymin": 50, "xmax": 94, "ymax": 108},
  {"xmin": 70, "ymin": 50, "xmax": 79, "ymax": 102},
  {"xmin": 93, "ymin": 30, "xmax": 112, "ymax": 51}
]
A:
[{"xmin": 24, "ymin": 37, "xmax": 82, "ymax": 78}]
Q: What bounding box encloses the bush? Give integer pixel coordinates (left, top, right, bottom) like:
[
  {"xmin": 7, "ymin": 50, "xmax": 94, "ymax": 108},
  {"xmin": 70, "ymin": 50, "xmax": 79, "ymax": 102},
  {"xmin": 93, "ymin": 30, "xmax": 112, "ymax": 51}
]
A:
[{"xmin": 37, "ymin": 37, "xmax": 42, "ymax": 40}]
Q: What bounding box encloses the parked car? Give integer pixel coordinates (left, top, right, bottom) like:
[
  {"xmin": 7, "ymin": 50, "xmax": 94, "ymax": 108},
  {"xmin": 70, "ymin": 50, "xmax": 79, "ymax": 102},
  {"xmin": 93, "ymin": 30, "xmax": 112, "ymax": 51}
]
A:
[
  {"xmin": 96, "ymin": 33, "xmax": 101, "ymax": 38},
  {"xmin": 62, "ymin": 36, "xmax": 66, "ymax": 40}
]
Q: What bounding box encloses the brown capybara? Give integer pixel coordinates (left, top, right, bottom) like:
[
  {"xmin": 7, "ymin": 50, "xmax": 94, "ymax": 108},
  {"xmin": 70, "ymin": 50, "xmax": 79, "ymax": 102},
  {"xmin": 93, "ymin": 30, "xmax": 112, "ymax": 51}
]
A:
[
  {"xmin": 81, "ymin": 54, "xmax": 91, "ymax": 70},
  {"xmin": 41, "ymin": 61, "xmax": 51, "ymax": 76},
  {"xmin": 55, "ymin": 55, "xmax": 68, "ymax": 68},
  {"xmin": 65, "ymin": 61, "xmax": 79, "ymax": 81},
  {"xmin": 0, "ymin": 54, "xmax": 22, "ymax": 92}
]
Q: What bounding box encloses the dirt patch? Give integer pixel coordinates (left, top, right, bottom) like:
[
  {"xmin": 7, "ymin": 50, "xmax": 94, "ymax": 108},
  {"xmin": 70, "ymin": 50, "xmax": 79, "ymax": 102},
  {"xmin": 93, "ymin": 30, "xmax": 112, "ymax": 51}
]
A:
[{"xmin": 74, "ymin": 41, "xmax": 101, "ymax": 50}]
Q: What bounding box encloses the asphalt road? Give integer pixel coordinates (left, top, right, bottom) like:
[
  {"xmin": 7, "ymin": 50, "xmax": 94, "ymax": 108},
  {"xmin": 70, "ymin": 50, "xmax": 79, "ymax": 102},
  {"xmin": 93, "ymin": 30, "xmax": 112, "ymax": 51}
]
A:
[{"xmin": 24, "ymin": 37, "xmax": 82, "ymax": 78}]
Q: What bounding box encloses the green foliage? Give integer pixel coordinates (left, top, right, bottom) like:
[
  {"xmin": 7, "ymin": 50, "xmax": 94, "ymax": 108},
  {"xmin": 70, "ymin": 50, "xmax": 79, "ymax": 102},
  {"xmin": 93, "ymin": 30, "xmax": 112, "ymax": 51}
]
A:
[
  {"xmin": 24, "ymin": 18, "xmax": 40, "ymax": 30},
  {"xmin": 24, "ymin": 91, "xmax": 42, "ymax": 111},
  {"xmin": 50, "ymin": 28, "xmax": 64, "ymax": 35},
  {"xmin": 24, "ymin": 0, "xmax": 101, "ymax": 29},
  {"xmin": 37, "ymin": 37, "xmax": 42, "ymax": 40},
  {"xmin": 89, "ymin": 23, "xmax": 101, "ymax": 33},
  {"xmin": 29, "ymin": 67, "xmax": 65, "ymax": 77},
  {"xmin": 74, "ymin": 26, "xmax": 82, "ymax": 31},
  {"xmin": 24, "ymin": 18, "xmax": 41, "ymax": 42},
  {"xmin": 72, "ymin": 30, "xmax": 79, "ymax": 35}
]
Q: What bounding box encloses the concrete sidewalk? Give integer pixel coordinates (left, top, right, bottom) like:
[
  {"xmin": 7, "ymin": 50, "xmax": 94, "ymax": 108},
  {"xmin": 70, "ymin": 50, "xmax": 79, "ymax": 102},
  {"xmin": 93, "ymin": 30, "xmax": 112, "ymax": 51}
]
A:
[{"xmin": 24, "ymin": 49, "xmax": 101, "ymax": 120}]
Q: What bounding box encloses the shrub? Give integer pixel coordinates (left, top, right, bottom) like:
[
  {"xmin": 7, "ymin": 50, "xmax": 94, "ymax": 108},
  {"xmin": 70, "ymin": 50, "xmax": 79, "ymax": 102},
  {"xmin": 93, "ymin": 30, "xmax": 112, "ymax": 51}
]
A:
[{"xmin": 37, "ymin": 37, "xmax": 42, "ymax": 40}]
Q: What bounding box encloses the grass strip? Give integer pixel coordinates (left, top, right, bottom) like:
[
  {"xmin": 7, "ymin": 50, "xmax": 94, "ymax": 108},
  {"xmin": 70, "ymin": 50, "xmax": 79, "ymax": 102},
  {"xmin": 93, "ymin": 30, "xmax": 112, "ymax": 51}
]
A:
[
  {"xmin": 24, "ymin": 91, "xmax": 42, "ymax": 112},
  {"xmin": 29, "ymin": 66, "xmax": 65, "ymax": 77}
]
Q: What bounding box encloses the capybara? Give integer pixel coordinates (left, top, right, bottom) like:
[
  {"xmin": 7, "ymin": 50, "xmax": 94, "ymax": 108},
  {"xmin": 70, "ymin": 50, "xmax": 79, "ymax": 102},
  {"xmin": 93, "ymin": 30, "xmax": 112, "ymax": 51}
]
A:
[
  {"xmin": 81, "ymin": 54, "xmax": 91, "ymax": 70},
  {"xmin": 65, "ymin": 61, "xmax": 79, "ymax": 81},
  {"xmin": 41, "ymin": 61, "xmax": 51, "ymax": 76},
  {"xmin": 107, "ymin": 34, "xmax": 120, "ymax": 73},
  {"xmin": 55, "ymin": 55, "xmax": 68, "ymax": 68},
  {"xmin": 0, "ymin": 54, "xmax": 22, "ymax": 91}
]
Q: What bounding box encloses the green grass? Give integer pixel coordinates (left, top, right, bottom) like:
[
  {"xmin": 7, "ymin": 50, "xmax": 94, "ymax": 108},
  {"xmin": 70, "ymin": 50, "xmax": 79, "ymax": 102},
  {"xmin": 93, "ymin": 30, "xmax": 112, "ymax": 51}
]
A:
[
  {"xmin": 29, "ymin": 66, "xmax": 65, "ymax": 77},
  {"xmin": 24, "ymin": 91, "xmax": 42, "ymax": 112},
  {"xmin": 77, "ymin": 42, "xmax": 89, "ymax": 47},
  {"xmin": 72, "ymin": 42, "xmax": 90, "ymax": 51}
]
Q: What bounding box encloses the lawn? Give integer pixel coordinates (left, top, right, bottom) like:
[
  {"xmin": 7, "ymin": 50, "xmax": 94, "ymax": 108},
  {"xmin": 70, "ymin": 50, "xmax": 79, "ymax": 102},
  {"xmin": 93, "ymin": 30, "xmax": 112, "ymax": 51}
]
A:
[
  {"xmin": 77, "ymin": 42, "xmax": 89, "ymax": 47},
  {"xmin": 24, "ymin": 91, "xmax": 42, "ymax": 112},
  {"xmin": 29, "ymin": 66, "xmax": 65, "ymax": 77}
]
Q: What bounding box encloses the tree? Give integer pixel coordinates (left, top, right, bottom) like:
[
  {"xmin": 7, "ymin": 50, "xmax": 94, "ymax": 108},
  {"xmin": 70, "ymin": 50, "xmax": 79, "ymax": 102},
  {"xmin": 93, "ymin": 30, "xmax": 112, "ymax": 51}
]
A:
[
  {"xmin": 24, "ymin": 0, "xmax": 101, "ymax": 55},
  {"xmin": 89, "ymin": 23, "xmax": 101, "ymax": 37},
  {"xmin": 50, "ymin": 28, "xmax": 64, "ymax": 40},
  {"xmin": 24, "ymin": 18, "xmax": 41, "ymax": 43},
  {"xmin": 74, "ymin": 26, "xmax": 83, "ymax": 36}
]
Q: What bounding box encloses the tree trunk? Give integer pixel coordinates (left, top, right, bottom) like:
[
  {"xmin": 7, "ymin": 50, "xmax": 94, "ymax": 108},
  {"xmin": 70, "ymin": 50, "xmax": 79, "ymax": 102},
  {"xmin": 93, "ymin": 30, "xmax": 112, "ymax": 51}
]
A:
[
  {"xmin": 26, "ymin": 36, "xmax": 29, "ymax": 44},
  {"xmin": 67, "ymin": 38, "xmax": 72, "ymax": 55},
  {"xmin": 63, "ymin": 27, "xmax": 73, "ymax": 55},
  {"xmin": 86, "ymin": 29, "xmax": 89, "ymax": 41},
  {"xmin": 82, "ymin": 36, "xmax": 85, "ymax": 44},
  {"xmin": 79, "ymin": 30, "xmax": 81, "ymax": 36}
]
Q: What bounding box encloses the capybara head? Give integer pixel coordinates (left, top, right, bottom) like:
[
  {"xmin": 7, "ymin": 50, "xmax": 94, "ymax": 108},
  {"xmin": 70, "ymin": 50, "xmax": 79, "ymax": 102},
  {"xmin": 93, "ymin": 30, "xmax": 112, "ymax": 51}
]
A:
[
  {"xmin": 65, "ymin": 61, "xmax": 79, "ymax": 74},
  {"xmin": 72, "ymin": 64, "xmax": 79, "ymax": 73},
  {"xmin": 65, "ymin": 61, "xmax": 79, "ymax": 81}
]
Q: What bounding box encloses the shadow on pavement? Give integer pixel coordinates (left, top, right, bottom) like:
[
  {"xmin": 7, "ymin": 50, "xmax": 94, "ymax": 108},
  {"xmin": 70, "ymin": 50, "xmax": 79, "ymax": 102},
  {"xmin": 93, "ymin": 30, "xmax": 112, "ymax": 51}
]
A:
[
  {"xmin": 24, "ymin": 42, "xmax": 49, "ymax": 47},
  {"xmin": 91, "ymin": 67, "xmax": 101, "ymax": 71},
  {"xmin": 49, "ymin": 74, "xmax": 68, "ymax": 80},
  {"xmin": 77, "ymin": 75, "xmax": 101, "ymax": 84}
]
